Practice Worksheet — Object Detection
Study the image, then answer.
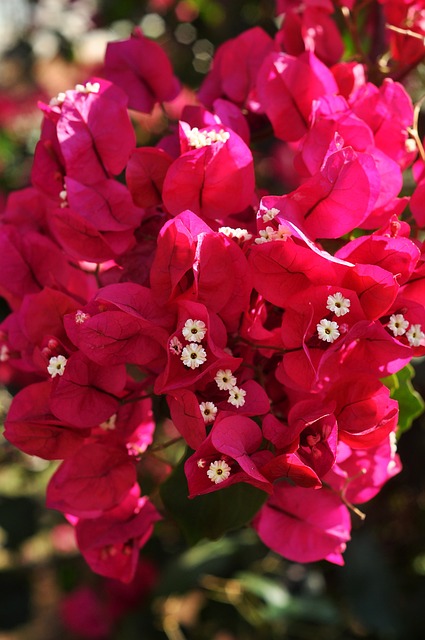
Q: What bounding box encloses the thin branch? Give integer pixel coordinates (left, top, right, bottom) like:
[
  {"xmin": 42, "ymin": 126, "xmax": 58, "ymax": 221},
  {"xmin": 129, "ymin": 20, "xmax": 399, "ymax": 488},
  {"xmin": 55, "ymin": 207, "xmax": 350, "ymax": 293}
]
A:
[
  {"xmin": 340, "ymin": 5, "xmax": 366, "ymax": 61},
  {"xmin": 149, "ymin": 436, "xmax": 183, "ymax": 452}
]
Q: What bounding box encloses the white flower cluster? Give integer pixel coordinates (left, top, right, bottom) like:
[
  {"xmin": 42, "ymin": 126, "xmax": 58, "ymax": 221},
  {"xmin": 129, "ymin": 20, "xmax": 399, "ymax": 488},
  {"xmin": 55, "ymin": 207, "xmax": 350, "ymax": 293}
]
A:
[
  {"xmin": 49, "ymin": 82, "xmax": 100, "ymax": 107},
  {"xmin": 262, "ymin": 207, "xmax": 280, "ymax": 223},
  {"xmin": 387, "ymin": 313, "xmax": 424, "ymax": 347},
  {"xmin": 75, "ymin": 81, "xmax": 100, "ymax": 95},
  {"xmin": 75, "ymin": 310, "xmax": 90, "ymax": 325},
  {"xmin": 197, "ymin": 368, "xmax": 247, "ymax": 432},
  {"xmin": 317, "ymin": 292, "xmax": 351, "ymax": 344},
  {"xmin": 49, "ymin": 92, "xmax": 66, "ymax": 107},
  {"xmin": 255, "ymin": 224, "xmax": 292, "ymax": 244},
  {"xmin": 218, "ymin": 227, "xmax": 252, "ymax": 243},
  {"xmin": 214, "ymin": 368, "xmax": 246, "ymax": 408},
  {"xmin": 186, "ymin": 127, "xmax": 230, "ymax": 149},
  {"xmin": 170, "ymin": 319, "xmax": 208, "ymax": 369}
]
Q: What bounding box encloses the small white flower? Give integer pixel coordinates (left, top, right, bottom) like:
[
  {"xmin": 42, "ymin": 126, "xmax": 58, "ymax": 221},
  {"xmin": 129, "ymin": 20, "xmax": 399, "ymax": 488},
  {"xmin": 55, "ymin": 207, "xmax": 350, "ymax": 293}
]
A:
[
  {"xmin": 181, "ymin": 343, "xmax": 207, "ymax": 369},
  {"xmin": 59, "ymin": 187, "xmax": 68, "ymax": 208},
  {"xmin": 199, "ymin": 401, "xmax": 217, "ymax": 423},
  {"xmin": 182, "ymin": 319, "xmax": 207, "ymax": 343},
  {"xmin": 75, "ymin": 310, "xmax": 90, "ymax": 324},
  {"xmin": 215, "ymin": 369, "xmax": 237, "ymax": 390},
  {"xmin": 262, "ymin": 207, "xmax": 279, "ymax": 223},
  {"xmin": 326, "ymin": 292, "xmax": 351, "ymax": 317},
  {"xmin": 207, "ymin": 459, "xmax": 231, "ymax": 484},
  {"xmin": 406, "ymin": 323, "xmax": 425, "ymax": 347},
  {"xmin": 255, "ymin": 226, "xmax": 274, "ymax": 244},
  {"xmin": 387, "ymin": 313, "xmax": 409, "ymax": 336},
  {"xmin": 100, "ymin": 414, "xmax": 117, "ymax": 431},
  {"xmin": 405, "ymin": 138, "xmax": 417, "ymax": 154},
  {"xmin": 169, "ymin": 336, "xmax": 183, "ymax": 355},
  {"xmin": 228, "ymin": 386, "xmax": 246, "ymax": 408},
  {"xmin": 47, "ymin": 355, "xmax": 67, "ymax": 378},
  {"xmin": 197, "ymin": 458, "xmax": 206, "ymax": 468},
  {"xmin": 317, "ymin": 319, "xmax": 340, "ymax": 343}
]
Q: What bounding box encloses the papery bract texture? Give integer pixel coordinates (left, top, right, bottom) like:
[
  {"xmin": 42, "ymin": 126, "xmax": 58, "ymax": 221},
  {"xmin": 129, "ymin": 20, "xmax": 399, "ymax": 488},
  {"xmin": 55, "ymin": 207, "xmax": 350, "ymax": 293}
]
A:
[
  {"xmin": 252, "ymin": 484, "xmax": 351, "ymax": 564},
  {"xmin": 104, "ymin": 27, "xmax": 180, "ymax": 113}
]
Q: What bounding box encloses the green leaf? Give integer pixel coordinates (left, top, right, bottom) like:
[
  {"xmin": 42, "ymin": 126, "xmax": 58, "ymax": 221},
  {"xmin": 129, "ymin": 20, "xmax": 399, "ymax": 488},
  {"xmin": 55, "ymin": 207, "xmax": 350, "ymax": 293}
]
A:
[
  {"xmin": 155, "ymin": 529, "xmax": 262, "ymax": 596},
  {"xmin": 235, "ymin": 571, "xmax": 339, "ymax": 625},
  {"xmin": 160, "ymin": 452, "xmax": 268, "ymax": 545},
  {"xmin": 382, "ymin": 363, "xmax": 425, "ymax": 436}
]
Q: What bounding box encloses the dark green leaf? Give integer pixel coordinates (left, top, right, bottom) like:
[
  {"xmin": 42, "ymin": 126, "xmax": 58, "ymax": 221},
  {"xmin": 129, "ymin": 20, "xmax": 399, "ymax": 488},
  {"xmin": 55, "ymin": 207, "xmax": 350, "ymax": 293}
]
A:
[
  {"xmin": 160, "ymin": 452, "xmax": 268, "ymax": 545},
  {"xmin": 382, "ymin": 364, "xmax": 424, "ymax": 436}
]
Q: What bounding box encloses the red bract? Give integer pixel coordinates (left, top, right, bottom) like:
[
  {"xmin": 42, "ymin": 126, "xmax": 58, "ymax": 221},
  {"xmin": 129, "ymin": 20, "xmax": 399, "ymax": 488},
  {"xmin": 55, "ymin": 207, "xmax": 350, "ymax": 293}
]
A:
[
  {"xmin": 166, "ymin": 388, "xmax": 207, "ymax": 449},
  {"xmin": 256, "ymin": 51, "xmax": 338, "ymax": 142},
  {"xmin": 0, "ymin": 226, "xmax": 93, "ymax": 310},
  {"xmin": 2, "ymin": 187, "xmax": 48, "ymax": 234},
  {"xmin": 325, "ymin": 434, "xmax": 402, "ymax": 504},
  {"xmin": 249, "ymin": 227, "xmax": 348, "ymax": 308},
  {"xmin": 326, "ymin": 376, "xmax": 399, "ymax": 448},
  {"xmin": 286, "ymin": 401, "xmax": 338, "ymax": 477},
  {"xmin": 259, "ymin": 450, "xmax": 322, "ymax": 488},
  {"xmin": 48, "ymin": 177, "xmax": 143, "ymax": 262},
  {"xmin": 349, "ymin": 79, "xmax": 415, "ymax": 170},
  {"xmin": 4, "ymin": 381, "xmax": 89, "ymax": 459},
  {"xmin": 381, "ymin": 1, "xmax": 425, "ymax": 65},
  {"xmin": 335, "ymin": 233, "xmax": 420, "ymax": 285},
  {"xmin": 49, "ymin": 352, "xmax": 127, "ymax": 428},
  {"xmin": 273, "ymin": 144, "xmax": 381, "ymax": 239},
  {"xmin": 316, "ymin": 320, "xmax": 413, "ymax": 382},
  {"xmin": 410, "ymin": 179, "xmax": 425, "ymax": 227},
  {"xmin": 104, "ymin": 27, "xmax": 180, "ymax": 113},
  {"xmin": 252, "ymin": 484, "xmax": 351, "ymax": 564},
  {"xmin": 126, "ymin": 147, "xmax": 173, "ymax": 208},
  {"xmin": 60, "ymin": 586, "xmax": 112, "ymax": 639},
  {"xmin": 46, "ymin": 443, "xmax": 137, "ymax": 517},
  {"xmin": 276, "ymin": 6, "xmax": 344, "ymax": 66},
  {"xmin": 75, "ymin": 494, "xmax": 161, "ymax": 582},
  {"xmin": 56, "ymin": 79, "xmax": 136, "ymax": 184},
  {"xmin": 150, "ymin": 211, "xmax": 252, "ymax": 330},
  {"xmin": 295, "ymin": 95, "xmax": 375, "ymax": 176},
  {"xmin": 331, "ymin": 62, "xmax": 365, "ymax": 100},
  {"xmin": 198, "ymin": 27, "xmax": 275, "ymax": 109},
  {"xmin": 64, "ymin": 283, "xmax": 171, "ymax": 368},
  {"xmin": 184, "ymin": 414, "xmax": 272, "ymax": 497},
  {"xmin": 31, "ymin": 117, "xmax": 66, "ymax": 200},
  {"xmin": 162, "ymin": 123, "xmax": 255, "ymax": 221}
]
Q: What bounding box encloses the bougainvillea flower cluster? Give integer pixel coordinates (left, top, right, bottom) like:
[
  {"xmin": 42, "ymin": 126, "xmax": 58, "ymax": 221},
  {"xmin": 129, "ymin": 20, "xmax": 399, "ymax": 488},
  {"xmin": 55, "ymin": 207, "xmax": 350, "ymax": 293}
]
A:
[{"xmin": 1, "ymin": 1, "xmax": 425, "ymax": 582}]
